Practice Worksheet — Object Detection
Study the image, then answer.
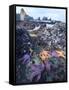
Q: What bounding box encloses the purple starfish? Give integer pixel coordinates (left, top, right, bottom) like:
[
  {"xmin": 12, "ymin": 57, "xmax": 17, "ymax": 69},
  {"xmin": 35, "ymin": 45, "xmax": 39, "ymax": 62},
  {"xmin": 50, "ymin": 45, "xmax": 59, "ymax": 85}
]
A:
[
  {"xmin": 50, "ymin": 51, "xmax": 58, "ymax": 57},
  {"xmin": 19, "ymin": 54, "xmax": 31, "ymax": 64},
  {"xmin": 26, "ymin": 63, "xmax": 44, "ymax": 82}
]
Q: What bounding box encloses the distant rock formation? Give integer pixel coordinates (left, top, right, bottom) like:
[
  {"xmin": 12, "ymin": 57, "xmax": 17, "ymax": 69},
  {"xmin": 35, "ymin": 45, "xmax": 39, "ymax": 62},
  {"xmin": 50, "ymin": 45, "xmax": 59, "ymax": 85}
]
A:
[
  {"xmin": 16, "ymin": 8, "xmax": 33, "ymax": 21},
  {"xmin": 20, "ymin": 8, "xmax": 26, "ymax": 21}
]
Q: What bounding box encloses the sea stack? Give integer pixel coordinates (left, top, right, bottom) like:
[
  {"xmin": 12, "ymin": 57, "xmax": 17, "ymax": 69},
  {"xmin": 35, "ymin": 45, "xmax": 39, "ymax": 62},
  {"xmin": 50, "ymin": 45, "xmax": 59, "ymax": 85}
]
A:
[{"xmin": 20, "ymin": 8, "xmax": 26, "ymax": 21}]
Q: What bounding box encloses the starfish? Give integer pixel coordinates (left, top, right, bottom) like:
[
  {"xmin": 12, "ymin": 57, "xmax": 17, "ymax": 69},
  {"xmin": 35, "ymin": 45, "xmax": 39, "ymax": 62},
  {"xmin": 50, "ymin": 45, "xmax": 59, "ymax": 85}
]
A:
[
  {"xmin": 56, "ymin": 50, "xmax": 65, "ymax": 58},
  {"xmin": 39, "ymin": 50, "xmax": 50, "ymax": 61}
]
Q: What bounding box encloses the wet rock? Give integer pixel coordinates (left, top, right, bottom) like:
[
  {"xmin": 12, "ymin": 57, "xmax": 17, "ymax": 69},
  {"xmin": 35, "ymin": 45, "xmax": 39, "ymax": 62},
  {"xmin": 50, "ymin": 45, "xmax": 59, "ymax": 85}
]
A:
[
  {"xmin": 16, "ymin": 28, "xmax": 33, "ymax": 59},
  {"xmin": 37, "ymin": 22, "xmax": 66, "ymax": 51}
]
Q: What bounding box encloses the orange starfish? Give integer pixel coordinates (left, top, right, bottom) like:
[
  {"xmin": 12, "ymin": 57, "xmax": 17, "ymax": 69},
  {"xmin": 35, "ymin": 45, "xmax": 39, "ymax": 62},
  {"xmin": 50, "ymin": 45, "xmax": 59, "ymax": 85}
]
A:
[
  {"xmin": 56, "ymin": 50, "xmax": 65, "ymax": 58},
  {"xmin": 39, "ymin": 49, "xmax": 50, "ymax": 61}
]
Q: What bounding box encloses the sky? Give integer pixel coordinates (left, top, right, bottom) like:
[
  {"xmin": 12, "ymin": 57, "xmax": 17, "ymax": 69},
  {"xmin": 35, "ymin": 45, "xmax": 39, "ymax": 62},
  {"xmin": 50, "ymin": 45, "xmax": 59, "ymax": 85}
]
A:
[{"xmin": 16, "ymin": 6, "xmax": 66, "ymax": 22}]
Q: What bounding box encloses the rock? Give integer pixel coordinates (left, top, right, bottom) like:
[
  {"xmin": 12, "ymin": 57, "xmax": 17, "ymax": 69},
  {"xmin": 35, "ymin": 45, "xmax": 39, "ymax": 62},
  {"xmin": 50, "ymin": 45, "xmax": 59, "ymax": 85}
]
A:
[
  {"xmin": 37, "ymin": 22, "xmax": 66, "ymax": 51},
  {"xmin": 16, "ymin": 28, "xmax": 33, "ymax": 59}
]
